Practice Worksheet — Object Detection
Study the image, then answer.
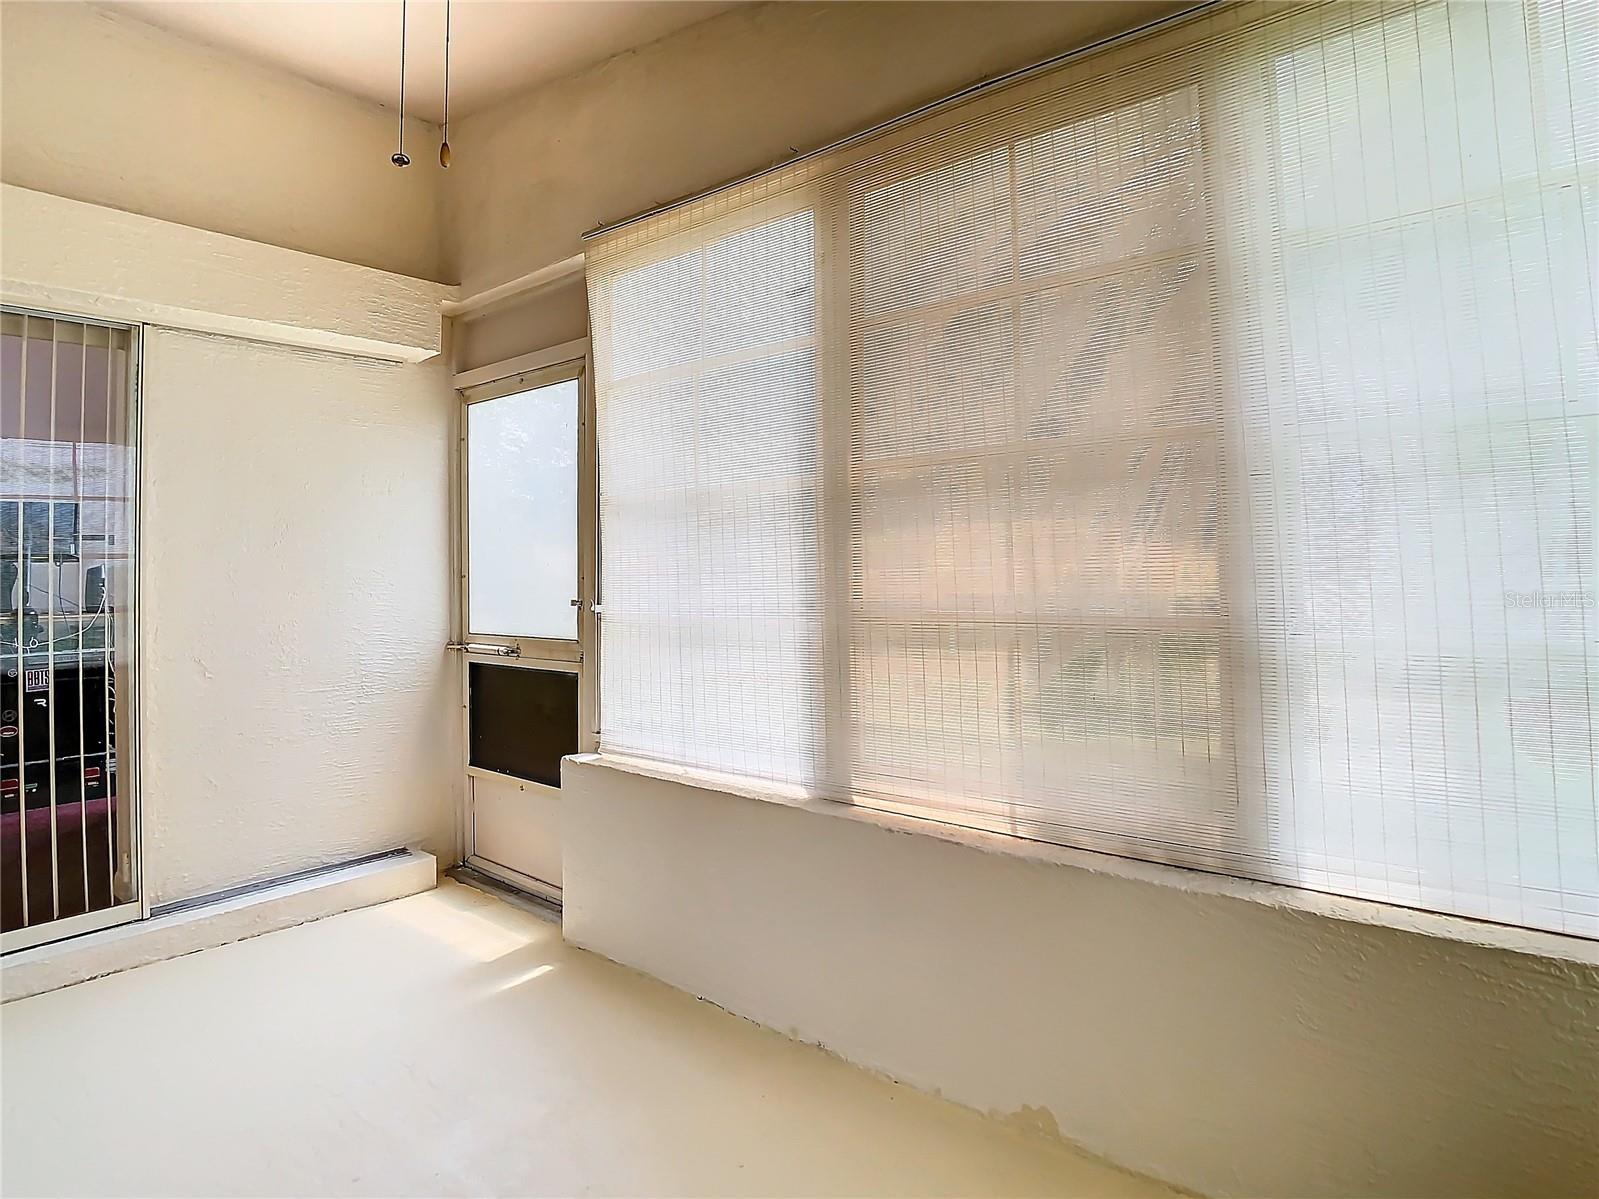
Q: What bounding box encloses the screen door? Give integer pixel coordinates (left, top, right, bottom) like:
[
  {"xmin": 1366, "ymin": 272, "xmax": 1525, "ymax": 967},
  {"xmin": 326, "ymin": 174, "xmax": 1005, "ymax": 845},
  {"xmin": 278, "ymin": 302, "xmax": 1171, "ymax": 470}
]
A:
[{"xmin": 458, "ymin": 357, "xmax": 595, "ymax": 903}]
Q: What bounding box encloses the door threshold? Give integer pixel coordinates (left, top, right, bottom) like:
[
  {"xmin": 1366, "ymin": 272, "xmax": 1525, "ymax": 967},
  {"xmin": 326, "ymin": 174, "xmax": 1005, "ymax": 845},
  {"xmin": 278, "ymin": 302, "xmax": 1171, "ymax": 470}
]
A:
[
  {"xmin": 450, "ymin": 862, "xmax": 562, "ymax": 923},
  {"xmin": 4, "ymin": 849, "xmax": 436, "ymax": 1002}
]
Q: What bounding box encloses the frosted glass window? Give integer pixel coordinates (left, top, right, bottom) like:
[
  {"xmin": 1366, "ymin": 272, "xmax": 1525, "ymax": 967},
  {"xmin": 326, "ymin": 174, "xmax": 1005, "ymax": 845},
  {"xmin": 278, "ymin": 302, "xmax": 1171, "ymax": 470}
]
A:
[
  {"xmin": 467, "ymin": 379, "xmax": 579, "ymax": 640},
  {"xmin": 587, "ymin": 0, "xmax": 1599, "ymax": 939}
]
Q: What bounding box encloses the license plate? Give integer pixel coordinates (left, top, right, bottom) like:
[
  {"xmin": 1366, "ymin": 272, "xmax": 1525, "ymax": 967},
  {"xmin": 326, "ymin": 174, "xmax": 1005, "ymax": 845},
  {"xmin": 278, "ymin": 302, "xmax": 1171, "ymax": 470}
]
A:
[{"xmin": 23, "ymin": 668, "xmax": 47, "ymax": 693}]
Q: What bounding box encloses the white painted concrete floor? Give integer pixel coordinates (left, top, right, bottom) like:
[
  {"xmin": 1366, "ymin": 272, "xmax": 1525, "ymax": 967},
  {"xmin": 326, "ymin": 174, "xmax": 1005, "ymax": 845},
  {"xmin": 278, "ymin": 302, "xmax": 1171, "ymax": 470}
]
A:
[{"xmin": 1, "ymin": 880, "xmax": 1177, "ymax": 1198}]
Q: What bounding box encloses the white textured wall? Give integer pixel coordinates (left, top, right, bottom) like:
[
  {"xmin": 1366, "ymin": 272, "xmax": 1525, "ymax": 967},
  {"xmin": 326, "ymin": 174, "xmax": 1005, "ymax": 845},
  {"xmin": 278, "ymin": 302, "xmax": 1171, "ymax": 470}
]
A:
[
  {"xmin": 562, "ymin": 759, "xmax": 1599, "ymax": 1199},
  {"xmin": 453, "ymin": 278, "xmax": 589, "ymax": 375},
  {"xmin": 0, "ymin": 2, "xmax": 444, "ymax": 281},
  {"xmin": 139, "ymin": 329, "xmax": 455, "ymax": 906},
  {"xmin": 0, "ymin": 185, "xmax": 450, "ymax": 363}
]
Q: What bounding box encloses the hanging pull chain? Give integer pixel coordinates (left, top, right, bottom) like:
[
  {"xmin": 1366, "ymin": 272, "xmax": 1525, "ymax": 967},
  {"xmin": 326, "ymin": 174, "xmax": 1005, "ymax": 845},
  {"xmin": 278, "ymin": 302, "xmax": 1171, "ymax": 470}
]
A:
[
  {"xmin": 439, "ymin": 0, "xmax": 452, "ymax": 168},
  {"xmin": 392, "ymin": 0, "xmax": 411, "ymax": 166}
]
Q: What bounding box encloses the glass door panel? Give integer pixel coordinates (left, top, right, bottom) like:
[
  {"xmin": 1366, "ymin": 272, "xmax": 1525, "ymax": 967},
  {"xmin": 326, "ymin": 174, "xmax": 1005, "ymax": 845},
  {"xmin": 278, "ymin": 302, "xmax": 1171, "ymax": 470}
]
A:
[
  {"xmin": 1, "ymin": 309, "xmax": 140, "ymax": 948},
  {"xmin": 467, "ymin": 378, "xmax": 579, "ymax": 641}
]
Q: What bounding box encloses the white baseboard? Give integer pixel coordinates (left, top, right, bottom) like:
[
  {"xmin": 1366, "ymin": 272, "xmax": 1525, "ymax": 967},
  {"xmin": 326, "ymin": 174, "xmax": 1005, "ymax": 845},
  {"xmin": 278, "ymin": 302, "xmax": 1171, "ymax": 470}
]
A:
[{"xmin": 1, "ymin": 849, "xmax": 437, "ymax": 1003}]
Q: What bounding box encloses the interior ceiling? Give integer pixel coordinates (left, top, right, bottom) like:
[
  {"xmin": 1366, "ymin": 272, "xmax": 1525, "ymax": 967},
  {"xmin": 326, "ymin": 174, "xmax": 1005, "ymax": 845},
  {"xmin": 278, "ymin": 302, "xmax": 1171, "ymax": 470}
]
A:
[{"xmin": 101, "ymin": 1, "xmax": 743, "ymax": 123}]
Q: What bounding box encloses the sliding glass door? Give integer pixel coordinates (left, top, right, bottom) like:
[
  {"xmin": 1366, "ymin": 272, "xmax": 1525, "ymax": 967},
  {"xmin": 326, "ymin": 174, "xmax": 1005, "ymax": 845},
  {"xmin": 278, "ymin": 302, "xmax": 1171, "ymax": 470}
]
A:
[{"xmin": 1, "ymin": 308, "xmax": 141, "ymax": 951}]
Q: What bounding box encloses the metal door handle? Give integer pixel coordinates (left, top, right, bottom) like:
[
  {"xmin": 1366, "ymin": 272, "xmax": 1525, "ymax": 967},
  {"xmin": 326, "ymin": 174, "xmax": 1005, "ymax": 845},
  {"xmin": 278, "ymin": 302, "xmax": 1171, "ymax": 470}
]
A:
[{"xmin": 445, "ymin": 642, "xmax": 520, "ymax": 657}]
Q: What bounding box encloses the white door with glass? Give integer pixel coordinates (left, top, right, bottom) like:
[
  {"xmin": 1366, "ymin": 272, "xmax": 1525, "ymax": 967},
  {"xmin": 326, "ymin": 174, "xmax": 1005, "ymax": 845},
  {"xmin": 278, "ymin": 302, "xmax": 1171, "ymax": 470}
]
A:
[{"xmin": 458, "ymin": 357, "xmax": 594, "ymax": 903}]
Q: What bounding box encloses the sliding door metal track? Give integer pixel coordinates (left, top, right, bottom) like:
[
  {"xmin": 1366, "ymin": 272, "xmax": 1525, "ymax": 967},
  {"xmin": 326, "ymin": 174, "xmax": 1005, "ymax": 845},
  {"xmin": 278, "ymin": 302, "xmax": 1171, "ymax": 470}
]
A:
[
  {"xmin": 149, "ymin": 848, "xmax": 411, "ymax": 919},
  {"xmin": 449, "ymin": 863, "xmax": 562, "ymax": 921}
]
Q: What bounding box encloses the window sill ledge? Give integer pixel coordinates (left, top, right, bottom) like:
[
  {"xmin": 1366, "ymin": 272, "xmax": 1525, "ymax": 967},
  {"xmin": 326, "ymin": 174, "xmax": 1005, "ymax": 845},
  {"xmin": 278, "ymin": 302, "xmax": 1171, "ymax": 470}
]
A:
[{"xmin": 566, "ymin": 753, "xmax": 1599, "ymax": 968}]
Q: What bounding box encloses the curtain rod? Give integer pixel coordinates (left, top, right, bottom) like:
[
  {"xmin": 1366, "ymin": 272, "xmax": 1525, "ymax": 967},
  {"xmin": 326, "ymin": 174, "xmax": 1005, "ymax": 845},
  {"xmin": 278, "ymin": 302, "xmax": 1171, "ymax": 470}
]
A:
[
  {"xmin": 442, "ymin": 254, "xmax": 586, "ymax": 320},
  {"xmin": 582, "ymin": 0, "xmax": 1220, "ymax": 243}
]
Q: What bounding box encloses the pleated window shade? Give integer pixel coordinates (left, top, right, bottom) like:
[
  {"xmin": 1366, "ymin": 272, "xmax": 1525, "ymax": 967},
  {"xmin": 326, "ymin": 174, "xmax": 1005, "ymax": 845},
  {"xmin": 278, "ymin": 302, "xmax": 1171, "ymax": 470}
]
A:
[{"xmin": 587, "ymin": 0, "xmax": 1598, "ymax": 938}]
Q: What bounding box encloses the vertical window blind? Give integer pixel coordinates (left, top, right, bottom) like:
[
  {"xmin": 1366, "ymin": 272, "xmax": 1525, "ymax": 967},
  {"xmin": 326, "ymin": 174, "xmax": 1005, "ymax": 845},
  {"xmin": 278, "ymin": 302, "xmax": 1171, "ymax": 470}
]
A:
[{"xmin": 586, "ymin": 0, "xmax": 1598, "ymax": 938}]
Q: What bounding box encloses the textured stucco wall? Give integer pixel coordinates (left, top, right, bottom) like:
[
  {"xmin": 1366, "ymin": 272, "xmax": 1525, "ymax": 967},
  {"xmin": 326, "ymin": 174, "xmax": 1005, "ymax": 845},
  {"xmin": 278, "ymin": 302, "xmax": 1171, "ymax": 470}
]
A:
[
  {"xmin": 452, "ymin": 276, "xmax": 590, "ymax": 374},
  {"xmin": 0, "ymin": 185, "xmax": 450, "ymax": 363},
  {"xmin": 139, "ymin": 329, "xmax": 456, "ymax": 905},
  {"xmin": 0, "ymin": 2, "xmax": 445, "ymax": 281},
  {"xmin": 563, "ymin": 758, "xmax": 1599, "ymax": 1199}
]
